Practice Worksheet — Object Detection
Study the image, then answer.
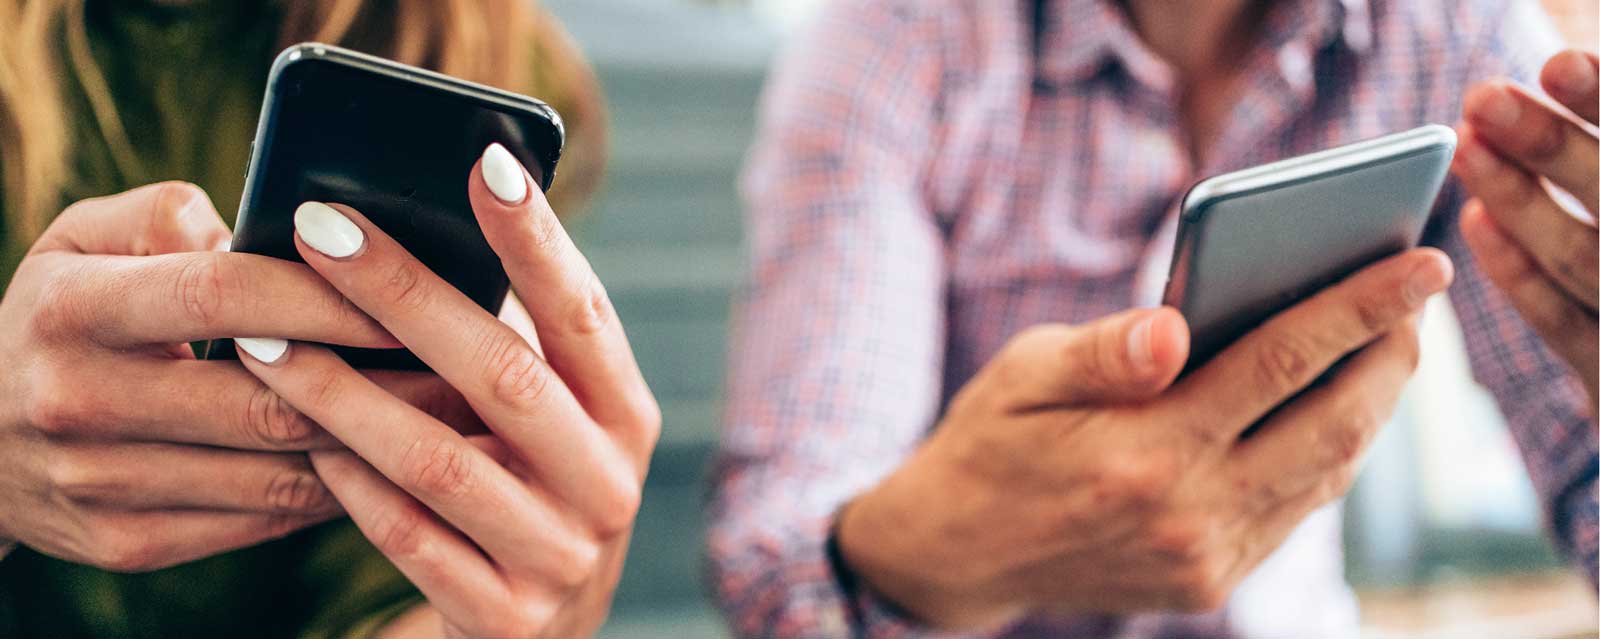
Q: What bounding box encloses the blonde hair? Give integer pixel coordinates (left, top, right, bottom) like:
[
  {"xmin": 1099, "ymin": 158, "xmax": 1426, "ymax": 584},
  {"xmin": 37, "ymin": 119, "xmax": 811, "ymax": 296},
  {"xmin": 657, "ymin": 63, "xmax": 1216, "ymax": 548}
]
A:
[{"xmin": 0, "ymin": 0, "xmax": 607, "ymax": 243}]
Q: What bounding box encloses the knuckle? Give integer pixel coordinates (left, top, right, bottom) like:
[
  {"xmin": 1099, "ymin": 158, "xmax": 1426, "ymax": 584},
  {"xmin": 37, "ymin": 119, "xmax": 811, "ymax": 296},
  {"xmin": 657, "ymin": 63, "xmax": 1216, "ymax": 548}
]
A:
[
  {"xmin": 1324, "ymin": 409, "xmax": 1378, "ymax": 468},
  {"xmin": 397, "ymin": 437, "xmax": 477, "ymax": 499},
  {"xmin": 25, "ymin": 378, "xmax": 84, "ymax": 437},
  {"xmin": 265, "ymin": 470, "xmax": 332, "ymax": 513},
  {"xmin": 383, "ymin": 260, "xmax": 432, "ymax": 314},
  {"xmin": 28, "ymin": 267, "xmax": 89, "ymax": 341},
  {"xmin": 1352, "ymin": 294, "xmax": 1392, "ymax": 335},
  {"xmin": 147, "ymin": 182, "xmax": 205, "ymax": 233},
  {"xmin": 1093, "ymin": 452, "xmax": 1177, "ymax": 508},
  {"xmin": 562, "ymin": 277, "xmax": 616, "ymax": 337},
  {"xmin": 625, "ymin": 395, "xmax": 664, "ymax": 450},
  {"xmin": 590, "ymin": 474, "xmax": 643, "ymax": 538},
  {"xmin": 45, "ymin": 454, "xmax": 107, "ymax": 502},
  {"xmin": 482, "ymin": 334, "xmax": 550, "ymax": 408},
  {"xmin": 1149, "ymin": 515, "xmax": 1211, "ymax": 562},
  {"xmin": 173, "ymin": 253, "xmax": 230, "ymax": 328},
  {"xmin": 1172, "ymin": 555, "xmax": 1230, "ymax": 612},
  {"xmin": 245, "ymin": 385, "xmax": 318, "ymax": 448},
  {"xmin": 1254, "ymin": 333, "xmax": 1314, "ymax": 392},
  {"xmin": 93, "ymin": 528, "xmax": 162, "ymax": 573},
  {"xmin": 548, "ymin": 536, "xmax": 602, "ymax": 589},
  {"xmin": 369, "ymin": 507, "xmax": 431, "ymax": 561}
]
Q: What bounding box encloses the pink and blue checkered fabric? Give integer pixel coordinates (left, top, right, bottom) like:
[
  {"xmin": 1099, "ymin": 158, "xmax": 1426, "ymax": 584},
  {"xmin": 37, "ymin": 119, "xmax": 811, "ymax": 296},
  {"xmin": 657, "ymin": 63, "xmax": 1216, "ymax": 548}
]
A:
[{"xmin": 709, "ymin": 1, "xmax": 1596, "ymax": 637}]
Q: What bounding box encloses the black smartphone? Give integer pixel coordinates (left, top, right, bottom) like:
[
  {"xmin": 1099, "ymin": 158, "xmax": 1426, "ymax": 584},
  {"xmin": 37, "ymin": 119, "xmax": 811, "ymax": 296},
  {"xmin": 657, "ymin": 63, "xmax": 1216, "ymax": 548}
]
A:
[
  {"xmin": 1162, "ymin": 124, "xmax": 1457, "ymax": 372},
  {"xmin": 205, "ymin": 43, "xmax": 565, "ymax": 370}
]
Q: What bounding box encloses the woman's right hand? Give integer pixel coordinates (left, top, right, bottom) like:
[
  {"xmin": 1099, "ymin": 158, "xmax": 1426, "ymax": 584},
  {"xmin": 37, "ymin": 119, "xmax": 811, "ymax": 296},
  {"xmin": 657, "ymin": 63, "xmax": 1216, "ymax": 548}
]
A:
[{"xmin": 0, "ymin": 182, "xmax": 471, "ymax": 571}]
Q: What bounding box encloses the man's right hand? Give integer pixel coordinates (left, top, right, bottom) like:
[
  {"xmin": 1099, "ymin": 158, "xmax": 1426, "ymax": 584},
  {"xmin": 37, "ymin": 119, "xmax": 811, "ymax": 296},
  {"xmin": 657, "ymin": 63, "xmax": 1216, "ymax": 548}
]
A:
[
  {"xmin": 0, "ymin": 182, "xmax": 480, "ymax": 571},
  {"xmin": 836, "ymin": 247, "xmax": 1453, "ymax": 630}
]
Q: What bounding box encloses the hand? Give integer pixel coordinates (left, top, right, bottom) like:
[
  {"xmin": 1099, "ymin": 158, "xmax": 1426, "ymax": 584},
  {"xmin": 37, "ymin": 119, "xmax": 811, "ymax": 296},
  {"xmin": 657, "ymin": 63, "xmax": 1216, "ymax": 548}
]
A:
[
  {"xmin": 1452, "ymin": 49, "xmax": 1599, "ymax": 405},
  {"xmin": 836, "ymin": 249, "xmax": 1452, "ymax": 630},
  {"xmin": 234, "ymin": 144, "xmax": 660, "ymax": 639},
  {"xmin": 0, "ymin": 182, "xmax": 479, "ymax": 571}
]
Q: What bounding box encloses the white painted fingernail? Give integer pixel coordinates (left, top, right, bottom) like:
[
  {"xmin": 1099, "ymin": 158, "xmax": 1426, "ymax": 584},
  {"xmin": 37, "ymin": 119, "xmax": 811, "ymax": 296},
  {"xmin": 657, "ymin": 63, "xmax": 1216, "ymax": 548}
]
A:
[
  {"xmin": 235, "ymin": 337, "xmax": 289, "ymax": 364},
  {"xmin": 294, "ymin": 202, "xmax": 364, "ymax": 258},
  {"xmin": 481, "ymin": 143, "xmax": 528, "ymax": 204}
]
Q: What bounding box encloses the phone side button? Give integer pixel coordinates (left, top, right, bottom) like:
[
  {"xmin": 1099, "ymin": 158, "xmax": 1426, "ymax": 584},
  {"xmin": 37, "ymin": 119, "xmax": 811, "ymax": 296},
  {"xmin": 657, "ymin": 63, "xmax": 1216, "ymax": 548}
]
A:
[{"xmin": 244, "ymin": 141, "xmax": 255, "ymax": 178}]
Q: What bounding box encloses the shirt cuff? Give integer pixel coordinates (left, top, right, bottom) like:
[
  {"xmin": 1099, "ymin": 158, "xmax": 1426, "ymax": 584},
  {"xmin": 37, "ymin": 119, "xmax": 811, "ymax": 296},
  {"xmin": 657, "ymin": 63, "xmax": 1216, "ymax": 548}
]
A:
[{"xmin": 824, "ymin": 521, "xmax": 1002, "ymax": 639}]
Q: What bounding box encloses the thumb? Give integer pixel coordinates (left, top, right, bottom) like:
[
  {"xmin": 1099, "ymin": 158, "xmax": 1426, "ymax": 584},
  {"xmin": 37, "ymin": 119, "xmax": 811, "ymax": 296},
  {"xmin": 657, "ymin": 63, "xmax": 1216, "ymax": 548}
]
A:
[
  {"xmin": 32, "ymin": 182, "xmax": 232, "ymax": 257},
  {"xmin": 979, "ymin": 307, "xmax": 1189, "ymax": 412}
]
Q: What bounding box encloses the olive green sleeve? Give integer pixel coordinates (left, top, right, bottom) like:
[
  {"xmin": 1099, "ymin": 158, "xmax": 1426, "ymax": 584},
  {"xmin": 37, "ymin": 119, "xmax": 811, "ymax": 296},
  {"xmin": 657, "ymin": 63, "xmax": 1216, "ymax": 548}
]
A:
[{"xmin": 295, "ymin": 521, "xmax": 425, "ymax": 639}]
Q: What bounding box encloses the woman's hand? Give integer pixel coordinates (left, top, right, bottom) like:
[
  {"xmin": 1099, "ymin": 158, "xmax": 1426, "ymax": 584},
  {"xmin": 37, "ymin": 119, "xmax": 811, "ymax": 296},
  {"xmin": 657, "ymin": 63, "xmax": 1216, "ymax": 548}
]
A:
[
  {"xmin": 0, "ymin": 182, "xmax": 477, "ymax": 570},
  {"xmin": 234, "ymin": 144, "xmax": 660, "ymax": 639},
  {"xmin": 1452, "ymin": 49, "xmax": 1599, "ymax": 406}
]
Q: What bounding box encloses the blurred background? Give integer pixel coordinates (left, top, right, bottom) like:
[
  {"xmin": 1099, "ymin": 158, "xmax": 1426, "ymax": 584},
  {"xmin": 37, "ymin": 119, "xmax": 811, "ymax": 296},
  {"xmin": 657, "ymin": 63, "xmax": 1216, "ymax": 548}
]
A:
[{"xmin": 536, "ymin": 1, "xmax": 1600, "ymax": 637}]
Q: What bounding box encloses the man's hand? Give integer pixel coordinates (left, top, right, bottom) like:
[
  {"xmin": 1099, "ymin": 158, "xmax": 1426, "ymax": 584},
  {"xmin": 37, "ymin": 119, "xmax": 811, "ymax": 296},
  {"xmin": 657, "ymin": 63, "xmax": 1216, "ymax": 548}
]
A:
[
  {"xmin": 1452, "ymin": 49, "xmax": 1599, "ymax": 405},
  {"xmin": 835, "ymin": 249, "xmax": 1452, "ymax": 630}
]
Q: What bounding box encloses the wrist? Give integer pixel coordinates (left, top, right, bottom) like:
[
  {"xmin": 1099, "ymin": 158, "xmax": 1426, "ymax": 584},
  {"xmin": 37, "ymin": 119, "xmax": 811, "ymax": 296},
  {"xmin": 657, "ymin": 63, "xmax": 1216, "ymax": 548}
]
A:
[{"xmin": 835, "ymin": 467, "xmax": 1028, "ymax": 631}]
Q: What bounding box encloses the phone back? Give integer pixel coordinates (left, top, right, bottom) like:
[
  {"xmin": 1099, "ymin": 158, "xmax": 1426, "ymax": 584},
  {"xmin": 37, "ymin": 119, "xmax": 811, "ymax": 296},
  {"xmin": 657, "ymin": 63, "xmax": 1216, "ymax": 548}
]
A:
[
  {"xmin": 209, "ymin": 44, "xmax": 564, "ymax": 370},
  {"xmin": 1162, "ymin": 125, "xmax": 1457, "ymax": 369}
]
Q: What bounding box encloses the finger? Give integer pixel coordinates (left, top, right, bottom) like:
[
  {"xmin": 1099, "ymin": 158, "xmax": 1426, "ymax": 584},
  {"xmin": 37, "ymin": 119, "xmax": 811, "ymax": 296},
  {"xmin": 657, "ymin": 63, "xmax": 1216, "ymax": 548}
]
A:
[
  {"xmin": 46, "ymin": 357, "xmax": 478, "ymax": 451},
  {"xmin": 1451, "ymin": 127, "xmax": 1599, "ymax": 307},
  {"xmin": 974, "ymin": 307, "xmax": 1189, "ymax": 412},
  {"xmin": 471, "ymin": 144, "xmax": 657, "ymax": 448},
  {"xmin": 1226, "ymin": 320, "xmax": 1418, "ymax": 512},
  {"xmin": 1462, "ymin": 81, "xmax": 1598, "ymax": 210},
  {"xmin": 240, "ymin": 341, "xmax": 600, "ymax": 581},
  {"xmin": 309, "ymin": 449, "xmax": 519, "ymax": 633},
  {"xmin": 32, "ymin": 182, "xmax": 231, "ymax": 257},
  {"xmin": 289, "ymin": 201, "xmax": 641, "ymax": 528},
  {"xmin": 1166, "ymin": 249, "xmax": 1451, "ymax": 444},
  {"xmin": 1461, "ymin": 200, "xmax": 1600, "ymax": 392},
  {"xmin": 1540, "ymin": 50, "xmax": 1599, "ymax": 124},
  {"xmin": 87, "ymin": 508, "xmax": 332, "ymax": 573},
  {"xmin": 36, "ymin": 251, "xmax": 397, "ymax": 348},
  {"xmin": 47, "ymin": 442, "xmax": 338, "ymax": 514}
]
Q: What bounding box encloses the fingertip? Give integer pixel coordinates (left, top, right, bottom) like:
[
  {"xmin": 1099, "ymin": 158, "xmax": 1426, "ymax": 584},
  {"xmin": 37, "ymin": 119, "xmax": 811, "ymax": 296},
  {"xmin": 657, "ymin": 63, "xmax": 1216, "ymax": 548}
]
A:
[
  {"xmin": 1147, "ymin": 306, "xmax": 1190, "ymax": 377},
  {"xmin": 1541, "ymin": 49, "xmax": 1598, "ymax": 100}
]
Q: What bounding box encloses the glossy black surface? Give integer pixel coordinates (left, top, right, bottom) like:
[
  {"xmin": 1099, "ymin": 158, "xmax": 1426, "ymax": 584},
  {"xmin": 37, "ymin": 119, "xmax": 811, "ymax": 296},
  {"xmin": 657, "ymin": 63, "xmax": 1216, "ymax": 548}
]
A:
[{"xmin": 207, "ymin": 44, "xmax": 564, "ymax": 370}]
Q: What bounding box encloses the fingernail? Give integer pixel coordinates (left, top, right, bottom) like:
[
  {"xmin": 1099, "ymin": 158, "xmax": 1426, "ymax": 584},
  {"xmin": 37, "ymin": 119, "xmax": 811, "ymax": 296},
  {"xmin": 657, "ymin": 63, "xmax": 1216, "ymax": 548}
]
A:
[
  {"xmin": 235, "ymin": 337, "xmax": 289, "ymax": 364},
  {"xmin": 1404, "ymin": 256, "xmax": 1453, "ymax": 304},
  {"xmin": 1475, "ymin": 87, "xmax": 1520, "ymax": 129},
  {"xmin": 1127, "ymin": 314, "xmax": 1157, "ymax": 372},
  {"xmin": 1555, "ymin": 52, "xmax": 1597, "ymax": 96},
  {"xmin": 481, "ymin": 143, "xmax": 528, "ymax": 205},
  {"xmin": 294, "ymin": 202, "xmax": 364, "ymax": 258}
]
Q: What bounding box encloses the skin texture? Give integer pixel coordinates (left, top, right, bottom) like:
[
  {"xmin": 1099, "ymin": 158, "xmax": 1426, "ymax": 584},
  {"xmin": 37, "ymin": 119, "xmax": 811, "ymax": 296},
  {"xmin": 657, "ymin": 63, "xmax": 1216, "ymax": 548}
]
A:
[
  {"xmin": 832, "ymin": 1, "xmax": 1466, "ymax": 630},
  {"xmin": 836, "ymin": 249, "xmax": 1452, "ymax": 630},
  {"xmin": 236, "ymin": 148, "xmax": 660, "ymax": 639},
  {"xmin": 0, "ymin": 182, "xmax": 484, "ymax": 570},
  {"xmin": 1451, "ymin": 49, "xmax": 1599, "ymax": 407}
]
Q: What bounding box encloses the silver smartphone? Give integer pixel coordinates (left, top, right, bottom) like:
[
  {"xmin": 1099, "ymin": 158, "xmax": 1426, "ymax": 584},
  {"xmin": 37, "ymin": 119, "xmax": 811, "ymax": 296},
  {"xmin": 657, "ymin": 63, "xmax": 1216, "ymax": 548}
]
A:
[{"xmin": 1160, "ymin": 124, "xmax": 1458, "ymax": 371}]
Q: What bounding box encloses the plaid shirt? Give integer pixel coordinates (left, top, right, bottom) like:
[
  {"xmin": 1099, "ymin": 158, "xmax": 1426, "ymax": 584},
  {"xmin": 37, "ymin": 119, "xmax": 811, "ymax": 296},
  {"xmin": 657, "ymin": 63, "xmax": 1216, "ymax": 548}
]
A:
[{"xmin": 708, "ymin": 0, "xmax": 1597, "ymax": 637}]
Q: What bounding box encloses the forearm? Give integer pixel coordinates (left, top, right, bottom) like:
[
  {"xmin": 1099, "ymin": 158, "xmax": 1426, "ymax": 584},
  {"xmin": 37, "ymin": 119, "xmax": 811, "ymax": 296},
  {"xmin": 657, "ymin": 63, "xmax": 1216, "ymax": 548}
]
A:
[{"xmin": 835, "ymin": 458, "xmax": 1025, "ymax": 632}]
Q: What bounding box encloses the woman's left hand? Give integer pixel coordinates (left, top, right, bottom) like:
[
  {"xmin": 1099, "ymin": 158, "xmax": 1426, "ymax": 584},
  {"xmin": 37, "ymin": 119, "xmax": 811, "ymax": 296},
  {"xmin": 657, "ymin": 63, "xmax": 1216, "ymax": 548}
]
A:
[{"xmin": 233, "ymin": 143, "xmax": 660, "ymax": 639}]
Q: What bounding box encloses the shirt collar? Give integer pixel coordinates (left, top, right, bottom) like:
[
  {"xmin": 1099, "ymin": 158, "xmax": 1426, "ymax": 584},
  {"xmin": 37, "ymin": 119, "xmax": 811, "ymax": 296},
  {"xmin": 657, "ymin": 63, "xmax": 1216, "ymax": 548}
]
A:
[{"xmin": 1034, "ymin": 0, "xmax": 1374, "ymax": 86}]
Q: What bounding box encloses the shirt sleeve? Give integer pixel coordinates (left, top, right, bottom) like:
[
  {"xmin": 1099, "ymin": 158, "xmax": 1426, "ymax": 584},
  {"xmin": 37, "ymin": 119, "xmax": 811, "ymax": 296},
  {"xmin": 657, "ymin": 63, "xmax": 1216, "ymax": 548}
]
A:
[
  {"xmin": 1425, "ymin": 0, "xmax": 1598, "ymax": 585},
  {"xmin": 704, "ymin": 2, "xmax": 984, "ymax": 637}
]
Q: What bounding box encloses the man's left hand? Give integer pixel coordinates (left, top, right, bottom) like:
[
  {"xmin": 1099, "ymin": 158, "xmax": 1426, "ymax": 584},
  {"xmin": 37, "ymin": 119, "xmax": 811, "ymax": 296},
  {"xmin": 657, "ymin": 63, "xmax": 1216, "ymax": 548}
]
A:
[{"xmin": 1452, "ymin": 49, "xmax": 1599, "ymax": 406}]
